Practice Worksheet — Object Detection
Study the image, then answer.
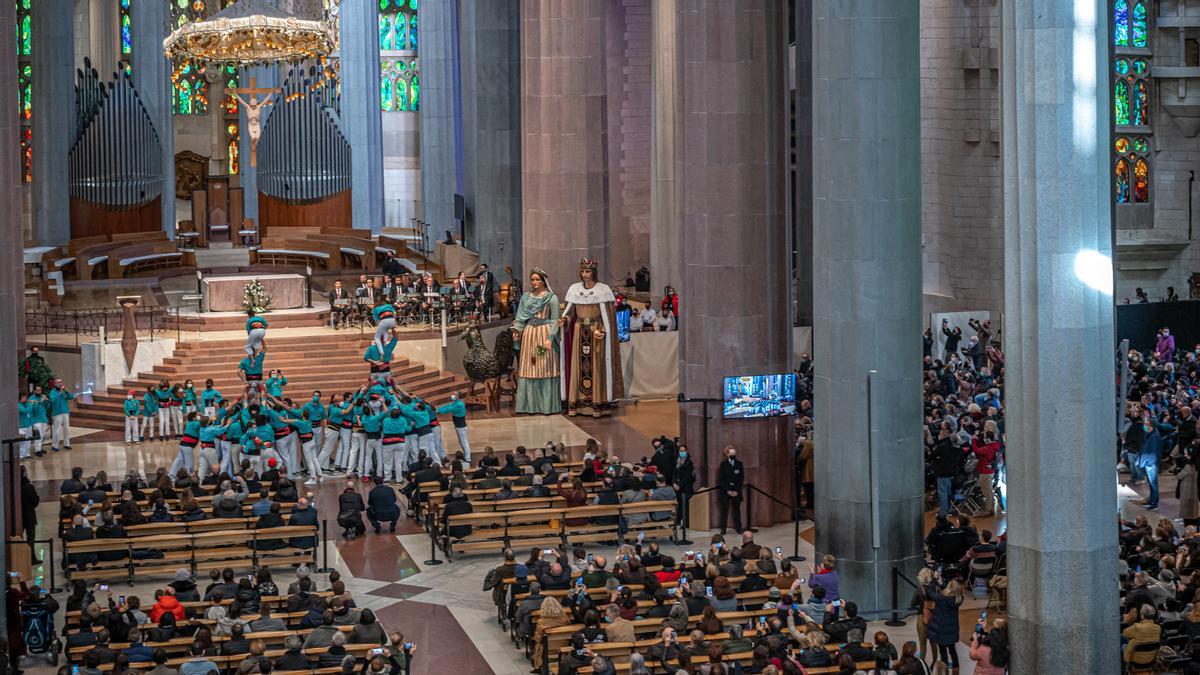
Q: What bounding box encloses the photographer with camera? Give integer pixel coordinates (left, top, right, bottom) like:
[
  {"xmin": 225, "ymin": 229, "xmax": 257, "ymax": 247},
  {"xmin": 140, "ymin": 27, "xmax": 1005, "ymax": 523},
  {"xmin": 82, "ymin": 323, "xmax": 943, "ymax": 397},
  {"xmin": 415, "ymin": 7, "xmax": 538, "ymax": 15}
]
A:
[{"xmin": 969, "ymin": 427, "xmax": 1002, "ymax": 517}]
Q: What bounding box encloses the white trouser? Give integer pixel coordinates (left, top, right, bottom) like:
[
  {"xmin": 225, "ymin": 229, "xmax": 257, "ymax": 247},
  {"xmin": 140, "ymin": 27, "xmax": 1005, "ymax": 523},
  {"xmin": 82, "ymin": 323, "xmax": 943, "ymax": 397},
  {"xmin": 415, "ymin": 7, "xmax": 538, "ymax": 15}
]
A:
[
  {"xmin": 454, "ymin": 425, "xmax": 471, "ymax": 461},
  {"xmin": 246, "ymin": 327, "xmax": 266, "ymax": 356},
  {"xmin": 124, "ymin": 417, "xmax": 139, "ymax": 443},
  {"xmin": 198, "ymin": 445, "xmax": 220, "ymax": 479},
  {"xmin": 389, "ymin": 441, "xmax": 408, "ymax": 481},
  {"xmin": 360, "ymin": 437, "xmax": 382, "ymax": 479},
  {"xmin": 301, "ymin": 439, "xmax": 321, "ymax": 480},
  {"xmin": 18, "ymin": 427, "xmax": 31, "ymax": 458},
  {"xmin": 311, "ymin": 426, "xmax": 324, "ymax": 458},
  {"xmin": 157, "ymin": 409, "xmax": 172, "ymax": 437},
  {"xmin": 51, "ymin": 413, "xmax": 70, "ymax": 449},
  {"xmin": 262, "ymin": 446, "xmax": 283, "ymax": 473},
  {"xmin": 430, "ymin": 426, "xmax": 445, "ymax": 461},
  {"xmin": 170, "ymin": 443, "xmax": 196, "ymax": 476},
  {"xmin": 220, "ymin": 439, "xmax": 237, "ymax": 474},
  {"xmin": 31, "ymin": 420, "xmax": 45, "ymax": 451},
  {"xmin": 140, "ymin": 415, "xmax": 157, "ymax": 439},
  {"xmin": 417, "ymin": 432, "xmax": 435, "ymax": 462},
  {"xmin": 278, "ymin": 432, "xmax": 299, "ymax": 478},
  {"xmin": 405, "ymin": 433, "xmax": 420, "ymax": 464},
  {"xmin": 170, "ymin": 407, "xmax": 183, "ymax": 434},
  {"xmin": 374, "ymin": 317, "xmax": 396, "ymax": 352},
  {"xmin": 245, "ymin": 452, "xmax": 264, "ymax": 476},
  {"xmin": 347, "ymin": 431, "xmax": 365, "ymax": 475},
  {"xmin": 318, "ymin": 426, "xmax": 338, "ymax": 470},
  {"xmin": 333, "ymin": 427, "xmax": 352, "ymax": 468}
]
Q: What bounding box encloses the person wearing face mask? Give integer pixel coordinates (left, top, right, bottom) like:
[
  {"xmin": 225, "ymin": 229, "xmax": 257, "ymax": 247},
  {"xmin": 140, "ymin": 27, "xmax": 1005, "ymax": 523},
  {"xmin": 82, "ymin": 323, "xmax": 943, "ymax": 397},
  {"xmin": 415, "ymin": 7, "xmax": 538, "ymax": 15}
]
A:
[
  {"xmin": 301, "ymin": 390, "xmax": 327, "ymax": 457},
  {"xmin": 123, "ymin": 390, "xmax": 141, "ymax": 445},
  {"xmin": 380, "ymin": 404, "xmax": 412, "ymax": 482},
  {"xmin": 359, "ymin": 397, "xmax": 387, "ymax": 480},
  {"xmin": 716, "ymin": 446, "xmax": 745, "ymax": 534},
  {"xmin": 674, "ymin": 444, "xmax": 696, "ymax": 529},
  {"xmin": 1135, "ymin": 415, "xmax": 1174, "ymax": 511},
  {"xmin": 1156, "ymin": 327, "xmax": 1177, "ymax": 364}
]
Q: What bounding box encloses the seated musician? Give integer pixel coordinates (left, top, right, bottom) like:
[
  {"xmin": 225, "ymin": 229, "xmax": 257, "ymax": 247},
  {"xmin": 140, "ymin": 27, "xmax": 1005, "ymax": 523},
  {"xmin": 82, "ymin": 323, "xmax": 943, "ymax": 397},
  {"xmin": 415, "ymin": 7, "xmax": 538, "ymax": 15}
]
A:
[
  {"xmin": 397, "ymin": 271, "xmax": 416, "ymax": 294},
  {"xmin": 450, "ymin": 272, "xmax": 474, "ymax": 322},
  {"xmin": 355, "ymin": 274, "xmax": 376, "ymax": 325},
  {"xmin": 418, "ymin": 273, "xmax": 442, "ymax": 317},
  {"xmin": 379, "ymin": 275, "xmax": 398, "ymax": 303},
  {"xmin": 328, "ymin": 279, "xmax": 351, "ymax": 329}
]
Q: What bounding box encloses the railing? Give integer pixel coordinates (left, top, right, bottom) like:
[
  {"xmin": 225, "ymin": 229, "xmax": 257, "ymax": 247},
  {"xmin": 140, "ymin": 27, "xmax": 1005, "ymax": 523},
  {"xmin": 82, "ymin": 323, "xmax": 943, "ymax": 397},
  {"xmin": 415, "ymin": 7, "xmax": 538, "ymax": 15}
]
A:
[{"xmin": 24, "ymin": 306, "xmax": 182, "ymax": 347}]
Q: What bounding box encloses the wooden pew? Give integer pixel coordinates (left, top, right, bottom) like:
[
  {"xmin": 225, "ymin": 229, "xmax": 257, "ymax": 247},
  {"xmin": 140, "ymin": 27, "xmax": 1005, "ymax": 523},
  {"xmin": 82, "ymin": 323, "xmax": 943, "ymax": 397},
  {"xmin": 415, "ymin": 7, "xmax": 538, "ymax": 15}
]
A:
[{"xmin": 250, "ymin": 239, "xmax": 339, "ymax": 271}]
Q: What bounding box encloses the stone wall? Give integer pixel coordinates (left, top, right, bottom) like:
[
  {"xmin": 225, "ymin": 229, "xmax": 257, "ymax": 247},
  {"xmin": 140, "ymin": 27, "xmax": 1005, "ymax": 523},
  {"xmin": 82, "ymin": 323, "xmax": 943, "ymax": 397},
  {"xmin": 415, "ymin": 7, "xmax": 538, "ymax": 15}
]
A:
[
  {"xmin": 918, "ymin": 0, "xmax": 1004, "ymax": 317},
  {"xmin": 615, "ymin": 0, "xmax": 652, "ymax": 280}
]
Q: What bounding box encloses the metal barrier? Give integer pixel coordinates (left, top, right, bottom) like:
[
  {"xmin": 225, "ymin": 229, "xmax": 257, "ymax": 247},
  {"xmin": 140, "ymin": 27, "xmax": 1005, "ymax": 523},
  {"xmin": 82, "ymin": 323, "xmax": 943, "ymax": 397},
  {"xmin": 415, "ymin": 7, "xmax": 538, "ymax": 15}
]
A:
[
  {"xmin": 886, "ymin": 566, "xmax": 922, "ymax": 626},
  {"xmin": 24, "ymin": 306, "xmax": 181, "ymax": 347}
]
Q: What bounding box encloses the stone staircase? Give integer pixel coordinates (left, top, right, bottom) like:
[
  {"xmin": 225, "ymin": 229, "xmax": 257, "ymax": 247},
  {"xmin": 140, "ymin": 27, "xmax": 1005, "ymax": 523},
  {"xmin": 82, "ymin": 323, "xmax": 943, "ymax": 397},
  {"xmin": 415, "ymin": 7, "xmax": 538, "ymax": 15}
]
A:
[{"xmin": 72, "ymin": 333, "xmax": 468, "ymax": 430}]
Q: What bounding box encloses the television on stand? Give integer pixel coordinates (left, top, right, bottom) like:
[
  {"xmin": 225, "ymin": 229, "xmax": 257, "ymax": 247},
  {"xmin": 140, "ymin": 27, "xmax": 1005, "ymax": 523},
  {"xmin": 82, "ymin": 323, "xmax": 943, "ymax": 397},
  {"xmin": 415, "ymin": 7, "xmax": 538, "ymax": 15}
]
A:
[{"xmin": 722, "ymin": 373, "xmax": 798, "ymax": 419}]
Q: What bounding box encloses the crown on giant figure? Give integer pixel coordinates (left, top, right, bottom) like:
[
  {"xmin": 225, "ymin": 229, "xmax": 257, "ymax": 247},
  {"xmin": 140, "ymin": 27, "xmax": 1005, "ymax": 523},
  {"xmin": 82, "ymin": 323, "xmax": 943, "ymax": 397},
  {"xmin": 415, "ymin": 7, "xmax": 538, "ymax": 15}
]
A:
[{"xmin": 579, "ymin": 257, "xmax": 599, "ymax": 270}]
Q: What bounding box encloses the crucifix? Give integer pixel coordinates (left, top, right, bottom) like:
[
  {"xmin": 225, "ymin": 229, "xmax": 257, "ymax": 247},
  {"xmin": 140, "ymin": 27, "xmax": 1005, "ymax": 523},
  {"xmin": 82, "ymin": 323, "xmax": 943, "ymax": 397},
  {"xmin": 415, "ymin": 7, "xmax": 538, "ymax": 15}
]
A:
[{"xmin": 232, "ymin": 77, "xmax": 282, "ymax": 167}]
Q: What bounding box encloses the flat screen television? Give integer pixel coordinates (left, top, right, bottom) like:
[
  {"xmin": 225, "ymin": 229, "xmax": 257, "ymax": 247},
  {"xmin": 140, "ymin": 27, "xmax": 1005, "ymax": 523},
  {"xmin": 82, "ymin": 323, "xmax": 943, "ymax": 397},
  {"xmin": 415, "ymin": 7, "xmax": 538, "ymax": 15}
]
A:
[
  {"xmin": 615, "ymin": 307, "xmax": 631, "ymax": 343},
  {"xmin": 722, "ymin": 373, "xmax": 797, "ymax": 418}
]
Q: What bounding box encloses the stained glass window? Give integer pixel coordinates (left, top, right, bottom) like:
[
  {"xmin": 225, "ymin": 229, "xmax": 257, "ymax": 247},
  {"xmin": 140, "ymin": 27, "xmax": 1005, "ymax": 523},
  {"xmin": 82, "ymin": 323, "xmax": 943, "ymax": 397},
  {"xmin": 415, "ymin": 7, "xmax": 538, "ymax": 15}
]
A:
[
  {"xmin": 17, "ymin": 0, "xmax": 31, "ymax": 183},
  {"xmin": 120, "ymin": 0, "xmax": 132, "ymax": 55},
  {"xmin": 1133, "ymin": 80, "xmax": 1150, "ymax": 125},
  {"xmin": 1115, "ymin": 0, "xmax": 1129, "ymax": 46},
  {"xmin": 1114, "ymin": 136, "xmax": 1152, "ymax": 204},
  {"xmin": 1115, "ymin": 79, "xmax": 1130, "ymax": 125},
  {"xmin": 1116, "ymin": 157, "xmax": 1131, "ymax": 203},
  {"xmin": 380, "ymin": 58, "xmax": 419, "ymax": 112},
  {"xmin": 226, "ymin": 122, "xmax": 240, "ymax": 174},
  {"xmin": 171, "ymin": 0, "xmax": 207, "ymax": 115},
  {"xmin": 1132, "ymin": 1, "xmax": 1148, "ymax": 48},
  {"xmin": 379, "ymin": 0, "xmax": 417, "ymax": 50}
]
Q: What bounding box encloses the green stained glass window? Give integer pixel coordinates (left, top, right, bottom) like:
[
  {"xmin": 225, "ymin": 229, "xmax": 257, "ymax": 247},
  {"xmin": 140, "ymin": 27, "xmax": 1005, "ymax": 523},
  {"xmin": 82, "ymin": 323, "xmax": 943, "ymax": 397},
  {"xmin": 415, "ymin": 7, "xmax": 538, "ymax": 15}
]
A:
[
  {"xmin": 410, "ymin": 0, "xmax": 417, "ymax": 9},
  {"xmin": 395, "ymin": 13, "xmax": 407, "ymax": 49},
  {"xmin": 1133, "ymin": 137, "xmax": 1149, "ymax": 153},
  {"xmin": 380, "ymin": 14, "xmax": 393, "ymax": 49},
  {"xmin": 1115, "ymin": 79, "xmax": 1130, "ymax": 125},
  {"xmin": 1132, "ymin": 1, "xmax": 1148, "ymax": 48},
  {"xmin": 409, "ymin": 13, "xmax": 417, "ymax": 50},
  {"xmin": 1116, "ymin": 59, "xmax": 1130, "ymax": 75},
  {"xmin": 19, "ymin": 64, "xmax": 31, "ymax": 121},
  {"xmin": 410, "ymin": 75, "xmax": 419, "ymax": 111},
  {"xmin": 381, "ymin": 76, "xmax": 394, "ymax": 111},
  {"xmin": 1133, "ymin": 59, "xmax": 1148, "ymax": 75},
  {"xmin": 18, "ymin": 13, "xmax": 31, "ymax": 56}
]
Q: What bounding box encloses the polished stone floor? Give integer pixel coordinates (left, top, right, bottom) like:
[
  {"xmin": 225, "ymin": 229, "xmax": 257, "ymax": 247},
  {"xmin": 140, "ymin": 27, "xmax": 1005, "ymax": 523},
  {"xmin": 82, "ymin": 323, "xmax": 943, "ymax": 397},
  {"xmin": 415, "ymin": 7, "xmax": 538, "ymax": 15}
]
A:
[{"xmin": 19, "ymin": 401, "xmax": 1015, "ymax": 674}]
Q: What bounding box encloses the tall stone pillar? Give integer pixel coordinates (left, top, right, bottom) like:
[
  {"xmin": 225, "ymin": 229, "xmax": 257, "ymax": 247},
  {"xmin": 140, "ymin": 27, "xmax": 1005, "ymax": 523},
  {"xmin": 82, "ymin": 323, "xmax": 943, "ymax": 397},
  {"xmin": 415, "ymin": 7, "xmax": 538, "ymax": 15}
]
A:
[
  {"xmin": 340, "ymin": 0, "xmax": 384, "ymax": 232},
  {"xmin": 460, "ymin": 0, "xmax": 521, "ymax": 274},
  {"xmin": 520, "ymin": 0, "xmax": 609, "ymax": 286},
  {"xmin": 239, "ymin": 65, "xmax": 280, "ymax": 226},
  {"xmin": 1001, "ymin": 1, "xmax": 1119, "ymax": 671},
  {"xmin": 31, "ymin": 0, "xmax": 73, "ymax": 244},
  {"xmin": 812, "ymin": 1, "xmax": 924, "ymax": 611},
  {"xmin": 649, "ymin": 0, "xmax": 680, "ymax": 305},
  {"xmin": 677, "ymin": 0, "xmax": 792, "ymax": 524},
  {"xmin": 131, "ymin": 0, "xmax": 174, "ymax": 234},
  {"xmin": 90, "ymin": 0, "xmax": 119, "ymax": 73},
  {"xmin": 793, "ymin": 0, "xmax": 814, "ymax": 327},
  {"xmin": 0, "ymin": 0, "xmax": 22, "ymax": 623},
  {"xmin": 418, "ymin": 0, "xmax": 461, "ymax": 237}
]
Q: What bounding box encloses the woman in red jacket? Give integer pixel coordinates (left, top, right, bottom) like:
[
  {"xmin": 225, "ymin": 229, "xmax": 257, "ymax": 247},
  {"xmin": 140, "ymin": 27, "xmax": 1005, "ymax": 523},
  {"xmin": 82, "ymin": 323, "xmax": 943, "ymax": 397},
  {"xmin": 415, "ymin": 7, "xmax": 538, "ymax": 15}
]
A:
[
  {"xmin": 149, "ymin": 587, "xmax": 187, "ymax": 623},
  {"xmin": 970, "ymin": 431, "xmax": 1002, "ymax": 517}
]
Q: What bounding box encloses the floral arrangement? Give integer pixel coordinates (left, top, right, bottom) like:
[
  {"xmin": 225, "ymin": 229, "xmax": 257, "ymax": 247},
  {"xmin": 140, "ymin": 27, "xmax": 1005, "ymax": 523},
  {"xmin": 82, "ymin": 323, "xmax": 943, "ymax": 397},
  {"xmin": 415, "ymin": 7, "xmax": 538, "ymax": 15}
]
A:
[{"xmin": 242, "ymin": 278, "xmax": 272, "ymax": 313}]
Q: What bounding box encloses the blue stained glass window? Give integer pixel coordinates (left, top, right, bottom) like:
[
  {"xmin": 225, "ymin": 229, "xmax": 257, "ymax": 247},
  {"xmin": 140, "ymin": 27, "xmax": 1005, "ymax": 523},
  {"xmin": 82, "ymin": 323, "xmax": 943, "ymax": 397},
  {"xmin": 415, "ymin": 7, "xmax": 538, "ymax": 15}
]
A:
[
  {"xmin": 409, "ymin": 13, "xmax": 417, "ymax": 50},
  {"xmin": 379, "ymin": 13, "xmax": 393, "ymax": 49},
  {"xmin": 381, "ymin": 76, "xmax": 393, "ymax": 111},
  {"xmin": 1115, "ymin": 0, "xmax": 1129, "ymax": 46}
]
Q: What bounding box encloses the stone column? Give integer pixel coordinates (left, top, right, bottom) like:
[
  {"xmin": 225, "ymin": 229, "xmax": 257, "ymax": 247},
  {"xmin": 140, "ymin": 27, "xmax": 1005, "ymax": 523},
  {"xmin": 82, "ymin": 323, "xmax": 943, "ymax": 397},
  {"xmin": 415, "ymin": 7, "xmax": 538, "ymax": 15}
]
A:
[
  {"xmin": 677, "ymin": 0, "xmax": 792, "ymax": 525},
  {"xmin": 31, "ymin": 0, "xmax": 73, "ymax": 244},
  {"xmin": 812, "ymin": 0, "xmax": 925, "ymax": 611},
  {"xmin": 520, "ymin": 0, "xmax": 609, "ymax": 286},
  {"xmin": 340, "ymin": 0, "xmax": 385, "ymax": 232},
  {"xmin": 90, "ymin": 0, "xmax": 119, "ymax": 73},
  {"xmin": 131, "ymin": 0, "xmax": 174, "ymax": 235},
  {"xmin": 1001, "ymin": 1, "xmax": 1119, "ymax": 671},
  {"xmin": 418, "ymin": 0, "xmax": 461, "ymax": 237},
  {"xmin": 793, "ymin": 0, "xmax": 814, "ymax": 327},
  {"xmin": 460, "ymin": 0, "xmax": 521, "ymax": 274},
  {"xmin": 240, "ymin": 65, "xmax": 280, "ymax": 225},
  {"xmin": 649, "ymin": 0, "xmax": 680, "ymax": 305},
  {"xmin": 0, "ymin": 0, "xmax": 22, "ymax": 620}
]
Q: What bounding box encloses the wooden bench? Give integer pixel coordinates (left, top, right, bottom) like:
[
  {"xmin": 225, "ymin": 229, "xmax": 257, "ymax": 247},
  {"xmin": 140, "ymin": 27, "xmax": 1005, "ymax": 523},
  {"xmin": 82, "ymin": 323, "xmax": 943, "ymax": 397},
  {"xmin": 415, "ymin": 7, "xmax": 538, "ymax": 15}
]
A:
[
  {"xmin": 63, "ymin": 524, "xmax": 318, "ymax": 583},
  {"xmin": 442, "ymin": 501, "xmax": 676, "ymax": 558},
  {"xmin": 110, "ymin": 242, "xmax": 196, "ymax": 277},
  {"xmin": 63, "ymin": 592, "xmax": 334, "ymax": 629},
  {"xmin": 60, "ymin": 232, "xmax": 169, "ymax": 280},
  {"xmin": 250, "ymin": 239, "xmax": 338, "ymax": 271}
]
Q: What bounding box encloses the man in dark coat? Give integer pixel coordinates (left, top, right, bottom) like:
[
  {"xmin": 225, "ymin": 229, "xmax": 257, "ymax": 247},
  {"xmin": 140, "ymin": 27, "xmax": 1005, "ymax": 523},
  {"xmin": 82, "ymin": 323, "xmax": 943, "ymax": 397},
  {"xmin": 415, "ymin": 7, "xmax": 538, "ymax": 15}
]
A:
[
  {"xmin": 716, "ymin": 445, "xmax": 745, "ymax": 534},
  {"xmin": 288, "ymin": 498, "xmax": 319, "ymax": 549},
  {"xmin": 367, "ymin": 475, "xmax": 400, "ymax": 533},
  {"xmin": 336, "ymin": 482, "xmax": 366, "ymax": 537}
]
